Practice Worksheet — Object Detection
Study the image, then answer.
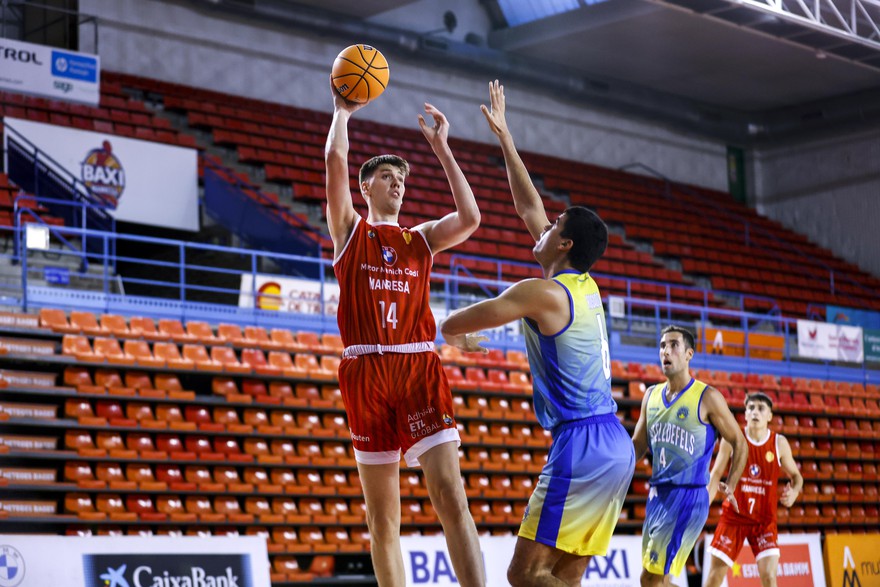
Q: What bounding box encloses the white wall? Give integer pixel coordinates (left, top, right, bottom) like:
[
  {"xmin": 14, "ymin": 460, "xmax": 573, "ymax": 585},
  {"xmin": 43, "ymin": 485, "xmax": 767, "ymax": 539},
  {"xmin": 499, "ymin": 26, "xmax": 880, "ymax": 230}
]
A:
[
  {"xmin": 77, "ymin": 0, "xmax": 728, "ymax": 191},
  {"xmin": 753, "ymin": 128, "xmax": 880, "ymax": 278}
]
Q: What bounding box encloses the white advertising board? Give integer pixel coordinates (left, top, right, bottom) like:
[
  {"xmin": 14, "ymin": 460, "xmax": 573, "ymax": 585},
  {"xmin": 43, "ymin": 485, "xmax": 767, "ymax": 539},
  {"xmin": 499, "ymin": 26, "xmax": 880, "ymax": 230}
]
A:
[
  {"xmin": 797, "ymin": 319, "xmax": 863, "ymax": 363},
  {"xmin": 239, "ymin": 273, "xmax": 340, "ymax": 315},
  {"xmin": 4, "ymin": 117, "xmax": 198, "ymax": 231},
  {"xmin": 401, "ymin": 534, "xmax": 686, "ymax": 586},
  {"xmin": 0, "ymin": 38, "xmax": 100, "ymax": 105},
  {"xmin": 0, "ymin": 535, "xmax": 270, "ymax": 587}
]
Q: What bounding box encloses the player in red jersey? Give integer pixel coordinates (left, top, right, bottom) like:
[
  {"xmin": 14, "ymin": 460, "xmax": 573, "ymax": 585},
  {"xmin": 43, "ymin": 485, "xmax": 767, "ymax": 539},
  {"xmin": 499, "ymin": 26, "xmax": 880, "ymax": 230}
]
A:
[
  {"xmin": 705, "ymin": 392, "xmax": 803, "ymax": 587},
  {"xmin": 325, "ymin": 80, "xmax": 484, "ymax": 587}
]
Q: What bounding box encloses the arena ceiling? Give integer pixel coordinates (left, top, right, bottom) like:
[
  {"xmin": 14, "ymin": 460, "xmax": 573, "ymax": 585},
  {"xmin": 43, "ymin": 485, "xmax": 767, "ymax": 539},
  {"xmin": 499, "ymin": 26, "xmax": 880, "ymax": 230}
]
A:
[{"xmin": 196, "ymin": 0, "xmax": 880, "ymax": 145}]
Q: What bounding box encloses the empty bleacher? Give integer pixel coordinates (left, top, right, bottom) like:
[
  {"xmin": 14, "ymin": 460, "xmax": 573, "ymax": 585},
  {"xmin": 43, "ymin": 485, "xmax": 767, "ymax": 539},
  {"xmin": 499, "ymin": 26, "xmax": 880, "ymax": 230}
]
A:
[{"xmin": 0, "ymin": 308, "xmax": 878, "ymax": 583}]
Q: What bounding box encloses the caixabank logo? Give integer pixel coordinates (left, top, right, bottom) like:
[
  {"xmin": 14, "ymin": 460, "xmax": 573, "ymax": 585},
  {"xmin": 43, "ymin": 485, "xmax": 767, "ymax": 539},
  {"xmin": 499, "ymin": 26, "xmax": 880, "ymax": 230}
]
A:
[{"xmin": 83, "ymin": 554, "xmax": 252, "ymax": 587}]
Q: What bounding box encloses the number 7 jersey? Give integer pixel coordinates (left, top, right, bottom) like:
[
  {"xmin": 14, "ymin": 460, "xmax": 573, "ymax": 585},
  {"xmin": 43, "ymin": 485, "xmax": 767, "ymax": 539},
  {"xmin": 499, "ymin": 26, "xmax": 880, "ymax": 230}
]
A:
[{"xmin": 333, "ymin": 217, "xmax": 436, "ymax": 346}]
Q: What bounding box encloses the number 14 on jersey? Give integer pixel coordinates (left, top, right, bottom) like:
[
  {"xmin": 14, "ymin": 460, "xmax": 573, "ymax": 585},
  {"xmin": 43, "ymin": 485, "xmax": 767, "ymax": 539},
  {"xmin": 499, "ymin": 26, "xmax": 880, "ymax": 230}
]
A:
[{"xmin": 379, "ymin": 301, "xmax": 398, "ymax": 329}]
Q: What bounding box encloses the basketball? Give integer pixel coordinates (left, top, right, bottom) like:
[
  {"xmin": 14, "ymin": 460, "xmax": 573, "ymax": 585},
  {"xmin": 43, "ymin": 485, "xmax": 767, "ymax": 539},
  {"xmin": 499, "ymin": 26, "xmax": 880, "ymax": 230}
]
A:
[{"xmin": 331, "ymin": 44, "xmax": 389, "ymax": 104}]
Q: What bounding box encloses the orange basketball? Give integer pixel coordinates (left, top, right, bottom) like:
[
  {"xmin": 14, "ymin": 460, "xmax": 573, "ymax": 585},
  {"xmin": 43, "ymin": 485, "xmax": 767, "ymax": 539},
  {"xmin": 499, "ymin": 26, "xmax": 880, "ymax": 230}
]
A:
[{"xmin": 331, "ymin": 44, "xmax": 389, "ymax": 104}]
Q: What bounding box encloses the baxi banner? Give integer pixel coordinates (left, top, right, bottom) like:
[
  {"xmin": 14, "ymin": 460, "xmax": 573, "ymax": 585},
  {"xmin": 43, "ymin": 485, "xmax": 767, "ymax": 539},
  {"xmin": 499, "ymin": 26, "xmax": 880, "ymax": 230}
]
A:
[
  {"xmin": 796, "ymin": 319, "xmax": 863, "ymax": 363},
  {"xmin": 0, "ymin": 535, "xmax": 270, "ymax": 586},
  {"xmin": 3, "ymin": 117, "xmax": 198, "ymax": 231},
  {"xmin": 0, "ymin": 37, "xmax": 100, "ymax": 105},
  {"xmin": 701, "ymin": 533, "xmax": 825, "ymax": 586},
  {"xmin": 401, "ymin": 534, "xmax": 686, "ymax": 586}
]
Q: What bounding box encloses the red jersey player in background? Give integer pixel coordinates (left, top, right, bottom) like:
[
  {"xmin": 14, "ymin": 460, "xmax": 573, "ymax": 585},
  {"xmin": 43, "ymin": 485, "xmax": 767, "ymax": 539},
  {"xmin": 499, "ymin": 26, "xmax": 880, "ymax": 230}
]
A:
[
  {"xmin": 324, "ymin": 80, "xmax": 484, "ymax": 587},
  {"xmin": 705, "ymin": 392, "xmax": 803, "ymax": 587}
]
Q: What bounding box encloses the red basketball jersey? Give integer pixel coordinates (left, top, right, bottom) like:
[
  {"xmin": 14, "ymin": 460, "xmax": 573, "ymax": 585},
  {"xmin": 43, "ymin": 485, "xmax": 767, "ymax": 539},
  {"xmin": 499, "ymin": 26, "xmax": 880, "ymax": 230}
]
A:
[
  {"xmin": 333, "ymin": 218, "xmax": 436, "ymax": 346},
  {"xmin": 721, "ymin": 429, "xmax": 780, "ymax": 525}
]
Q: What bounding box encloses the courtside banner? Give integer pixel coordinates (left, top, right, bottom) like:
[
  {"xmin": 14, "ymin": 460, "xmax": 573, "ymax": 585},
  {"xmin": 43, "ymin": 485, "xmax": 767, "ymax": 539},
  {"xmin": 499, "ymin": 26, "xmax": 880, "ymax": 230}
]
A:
[
  {"xmin": 3, "ymin": 117, "xmax": 198, "ymax": 231},
  {"xmin": 0, "ymin": 535, "xmax": 270, "ymax": 587},
  {"xmin": 0, "ymin": 38, "xmax": 100, "ymax": 105},
  {"xmin": 796, "ymin": 319, "xmax": 863, "ymax": 363},
  {"xmin": 701, "ymin": 532, "xmax": 825, "ymax": 586},
  {"xmin": 400, "ymin": 535, "xmax": 686, "ymax": 586},
  {"xmin": 239, "ymin": 273, "xmax": 340, "ymax": 315},
  {"xmin": 823, "ymin": 533, "xmax": 880, "ymax": 587}
]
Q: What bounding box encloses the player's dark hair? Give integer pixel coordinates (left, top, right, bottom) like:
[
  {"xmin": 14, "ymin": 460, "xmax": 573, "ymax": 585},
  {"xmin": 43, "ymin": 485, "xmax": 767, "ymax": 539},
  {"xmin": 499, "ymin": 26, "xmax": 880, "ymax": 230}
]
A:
[
  {"xmin": 559, "ymin": 206, "xmax": 608, "ymax": 273},
  {"xmin": 359, "ymin": 154, "xmax": 410, "ymax": 184},
  {"xmin": 660, "ymin": 325, "xmax": 695, "ymax": 351},
  {"xmin": 745, "ymin": 392, "xmax": 773, "ymax": 410}
]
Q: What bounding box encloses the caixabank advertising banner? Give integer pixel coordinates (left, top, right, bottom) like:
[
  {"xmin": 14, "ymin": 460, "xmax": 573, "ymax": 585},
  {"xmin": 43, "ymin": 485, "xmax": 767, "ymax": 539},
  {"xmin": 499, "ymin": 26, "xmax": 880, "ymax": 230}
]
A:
[{"xmin": 0, "ymin": 535, "xmax": 270, "ymax": 587}]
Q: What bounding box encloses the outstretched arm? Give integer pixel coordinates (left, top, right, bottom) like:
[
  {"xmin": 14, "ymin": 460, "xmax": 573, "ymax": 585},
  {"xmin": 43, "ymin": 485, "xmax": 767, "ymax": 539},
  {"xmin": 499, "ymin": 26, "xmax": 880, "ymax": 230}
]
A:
[
  {"xmin": 631, "ymin": 388, "xmax": 653, "ymax": 461},
  {"xmin": 324, "ymin": 80, "xmax": 364, "ymax": 257},
  {"xmin": 777, "ymin": 434, "xmax": 803, "ymax": 507},
  {"xmin": 703, "ymin": 388, "xmax": 747, "ymax": 511},
  {"xmin": 481, "ymin": 80, "xmax": 550, "ymax": 241},
  {"xmin": 415, "ymin": 103, "xmax": 480, "ymax": 254},
  {"xmin": 439, "ymin": 279, "xmax": 564, "ymax": 352},
  {"xmin": 707, "ymin": 439, "xmax": 733, "ymax": 502}
]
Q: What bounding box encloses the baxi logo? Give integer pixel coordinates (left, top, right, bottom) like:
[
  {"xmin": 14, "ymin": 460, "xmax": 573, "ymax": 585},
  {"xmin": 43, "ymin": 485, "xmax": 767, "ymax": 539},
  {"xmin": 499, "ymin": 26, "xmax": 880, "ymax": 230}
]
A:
[
  {"xmin": 81, "ymin": 140, "xmax": 126, "ymax": 207},
  {"xmin": 83, "ymin": 554, "xmax": 252, "ymax": 587},
  {"xmin": 99, "ymin": 564, "xmax": 130, "ymax": 587},
  {"xmin": 0, "ymin": 545, "xmax": 25, "ymax": 587}
]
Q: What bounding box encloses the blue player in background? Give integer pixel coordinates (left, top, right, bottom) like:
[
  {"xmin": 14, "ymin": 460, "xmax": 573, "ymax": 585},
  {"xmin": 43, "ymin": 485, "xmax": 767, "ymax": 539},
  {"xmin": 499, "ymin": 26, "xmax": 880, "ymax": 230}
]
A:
[{"xmin": 631, "ymin": 325, "xmax": 747, "ymax": 586}]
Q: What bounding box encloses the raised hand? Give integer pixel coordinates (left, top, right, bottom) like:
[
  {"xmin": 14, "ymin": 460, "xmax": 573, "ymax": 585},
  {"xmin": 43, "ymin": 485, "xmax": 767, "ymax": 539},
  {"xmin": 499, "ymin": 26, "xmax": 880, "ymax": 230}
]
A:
[
  {"xmin": 480, "ymin": 80, "xmax": 509, "ymax": 138},
  {"xmin": 330, "ymin": 76, "xmax": 367, "ymax": 115},
  {"xmin": 417, "ymin": 103, "xmax": 449, "ymax": 150}
]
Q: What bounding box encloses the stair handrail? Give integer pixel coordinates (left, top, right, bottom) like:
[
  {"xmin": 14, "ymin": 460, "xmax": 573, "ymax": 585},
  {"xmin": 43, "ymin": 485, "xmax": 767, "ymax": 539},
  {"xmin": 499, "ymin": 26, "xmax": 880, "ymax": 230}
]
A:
[{"xmin": 4, "ymin": 125, "xmax": 106, "ymax": 208}]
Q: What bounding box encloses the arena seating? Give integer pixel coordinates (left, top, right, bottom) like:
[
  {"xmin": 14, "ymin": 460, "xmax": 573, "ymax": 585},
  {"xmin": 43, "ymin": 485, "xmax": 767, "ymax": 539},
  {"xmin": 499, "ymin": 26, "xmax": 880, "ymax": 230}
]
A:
[{"xmin": 0, "ymin": 308, "xmax": 877, "ymax": 583}]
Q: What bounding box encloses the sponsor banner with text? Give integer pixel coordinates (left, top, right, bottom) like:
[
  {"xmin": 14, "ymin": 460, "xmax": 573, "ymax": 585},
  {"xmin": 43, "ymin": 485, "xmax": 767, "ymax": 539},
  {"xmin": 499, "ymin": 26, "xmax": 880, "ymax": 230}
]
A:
[
  {"xmin": 3, "ymin": 117, "xmax": 198, "ymax": 231},
  {"xmin": 701, "ymin": 532, "xmax": 825, "ymax": 586},
  {"xmin": 0, "ymin": 38, "xmax": 100, "ymax": 105},
  {"xmin": 239, "ymin": 273, "xmax": 340, "ymax": 315},
  {"xmin": 0, "ymin": 535, "xmax": 270, "ymax": 587},
  {"xmin": 823, "ymin": 533, "xmax": 880, "ymax": 587},
  {"xmin": 863, "ymin": 328, "xmax": 880, "ymax": 363},
  {"xmin": 401, "ymin": 534, "xmax": 686, "ymax": 586},
  {"xmin": 796, "ymin": 319, "xmax": 863, "ymax": 363}
]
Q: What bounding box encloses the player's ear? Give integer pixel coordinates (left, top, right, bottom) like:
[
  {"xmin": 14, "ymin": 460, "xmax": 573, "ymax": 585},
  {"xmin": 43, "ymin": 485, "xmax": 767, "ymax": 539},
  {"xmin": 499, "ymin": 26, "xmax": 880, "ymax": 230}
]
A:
[{"xmin": 558, "ymin": 238, "xmax": 573, "ymax": 252}]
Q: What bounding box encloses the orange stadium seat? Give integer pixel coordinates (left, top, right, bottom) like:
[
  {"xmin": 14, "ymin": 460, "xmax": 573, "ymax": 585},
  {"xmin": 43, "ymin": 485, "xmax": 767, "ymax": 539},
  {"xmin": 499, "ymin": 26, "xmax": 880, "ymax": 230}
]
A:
[
  {"xmin": 69, "ymin": 311, "xmax": 106, "ymax": 335},
  {"xmin": 40, "ymin": 308, "xmax": 74, "ymax": 332},
  {"xmin": 243, "ymin": 326, "xmax": 282, "ymax": 350},
  {"xmin": 129, "ymin": 316, "xmax": 168, "ymax": 341},
  {"xmin": 217, "ymin": 323, "xmax": 246, "ymax": 344},
  {"xmin": 158, "ymin": 319, "xmax": 197, "ymax": 342},
  {"xmin": 183, "ymin": 344, "xmax": 222, "ymax": 370},
  {"xmin": 123, "ymin": 339, "xmax": 164, "ymax": 367},
  {"xmin": 100, "ymin": 314, "xmax": 130, "ymax": 336},
  {"xmin": 154, "ymin": 342, "xmax": 194, "ymax": 369},
  {"xmin": 185, "ymin": 321, "xmax": 218, "ymax": 344},
  {"xmin": 269, "ymin": 328, "xmax": 307, "ymax": 352}
]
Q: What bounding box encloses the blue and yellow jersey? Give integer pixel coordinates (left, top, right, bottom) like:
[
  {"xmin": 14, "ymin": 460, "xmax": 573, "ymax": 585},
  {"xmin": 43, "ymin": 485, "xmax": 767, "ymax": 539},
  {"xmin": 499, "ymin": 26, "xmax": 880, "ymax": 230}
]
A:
[
  {"xmin": 523, "ymin": 270, "xmax": 616, "ymax": 430},
  {"xmin": 646, "ymin": 378, "xmax": 716, "ymax": 486}
]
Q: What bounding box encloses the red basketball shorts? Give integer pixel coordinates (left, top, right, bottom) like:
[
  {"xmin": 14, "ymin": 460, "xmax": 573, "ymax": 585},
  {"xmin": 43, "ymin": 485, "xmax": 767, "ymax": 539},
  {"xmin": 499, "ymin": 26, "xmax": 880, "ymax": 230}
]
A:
[
  {"xmin": 337, "ymin": 351, "xmax": 459, "ymax": 467},
  {"xmin": 709, "ymin": 518, "xmax": 779, "ymax": 567}
]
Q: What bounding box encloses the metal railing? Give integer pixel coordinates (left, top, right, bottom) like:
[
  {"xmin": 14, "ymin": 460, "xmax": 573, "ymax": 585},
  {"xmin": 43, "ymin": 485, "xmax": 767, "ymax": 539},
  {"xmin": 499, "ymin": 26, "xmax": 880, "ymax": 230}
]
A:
[{"xmin": 10, "ymin": 222, "xmax": 877, "ymax": 381}]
